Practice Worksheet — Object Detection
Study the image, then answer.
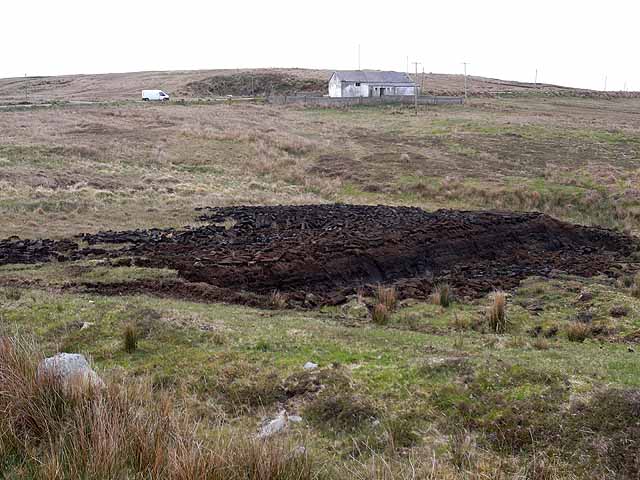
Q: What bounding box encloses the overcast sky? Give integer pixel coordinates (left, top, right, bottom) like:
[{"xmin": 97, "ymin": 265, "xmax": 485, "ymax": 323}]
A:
[{"xmin": 3, "ymin": 0, "xmax": 638, "ymax": 91}]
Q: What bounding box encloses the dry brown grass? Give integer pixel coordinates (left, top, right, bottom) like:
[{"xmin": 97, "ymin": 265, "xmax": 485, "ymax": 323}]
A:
[
  {"xmin": 2, "ymin": 95, "xmax": 640, "ymax": 239},
  {"xmin": 0, "ymin": 335, "xmax": 312, "ymax": 479},
  {"xmin": 566, "ymin": 322, "xmax": 591, "ymax": 342},
  {"xmin": 375, "ymin": 285, "xmax": 397, "ymax": 311},
  {"xmin": 486, "ymin": 291, "xmax": 508, "ymax": 333},
  {"xmin": 431, "ymin": 283, "xmax": 453, "ymax": 308},
  {"xmin": 269, "ymin": 290, "xmax": 287, "ymax": 309},
  {"xmin": 372, "ymin": 303, "xmax": 390, "ymax": 325}
]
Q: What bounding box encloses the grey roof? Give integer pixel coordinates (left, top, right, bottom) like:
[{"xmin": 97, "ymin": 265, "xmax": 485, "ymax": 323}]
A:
[{"xmin": 332, "ymin": 70, "xmax": 414, "ymax": 84}]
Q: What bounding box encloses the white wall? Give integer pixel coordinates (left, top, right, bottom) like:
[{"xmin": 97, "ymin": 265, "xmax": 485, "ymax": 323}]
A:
[
  {"xmin": 328, "ymin": 74, "xmax": 342, "ymax": 97},
  {"xmin": 341, "ymin": 82, "xmax": 369, "ymax": 97}
]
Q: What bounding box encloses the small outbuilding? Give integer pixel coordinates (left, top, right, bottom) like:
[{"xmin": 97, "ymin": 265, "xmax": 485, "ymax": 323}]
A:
[{"xmin": 328, "ymin": 70, "xmax": 416, "ymax": 98}]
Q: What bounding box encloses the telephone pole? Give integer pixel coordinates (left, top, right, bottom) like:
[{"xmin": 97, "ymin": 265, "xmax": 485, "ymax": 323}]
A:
[
  {"xmin": 534, "ymin": 68, "xmax": 538, "ymax": 85},
  {"xmin": 462, "ymin": 62, "xmax": 470, "ymax": 101},
  {"xmin": 358, "ymin": 44, "xmax": 361, "ymax": 70},
  {"xmin": 412, "ymin": 61, "xmax": 421, "ymax": 115},
  {"xmin": 604, "ymin": 75, "xmax": 608, "ymax": 92},
  {"xmin": 24, "ymin": 74, "xmax": 28, "ymax": 103}
]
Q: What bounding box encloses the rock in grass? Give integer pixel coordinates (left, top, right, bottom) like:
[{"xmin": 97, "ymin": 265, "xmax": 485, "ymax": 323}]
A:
[
  {"xmin": 577, "ymin": 290, "xmax": 593, "ymax": 302},
  {"xmin": 303, "ymin": 361, "xmax": 318, "ymax": 370},
  {"xmin": 258, "ymin": 410, "xmax": 288, "ymax": 439},
  {"xmin": 38, "ymin": 353, "xmax": 105, "ymax": 391}
]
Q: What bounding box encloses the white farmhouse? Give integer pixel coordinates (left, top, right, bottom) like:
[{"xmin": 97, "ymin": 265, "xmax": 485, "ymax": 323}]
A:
[{"xmin": 328, "ymin": 70, "xmax": 416, "ymax": 98}]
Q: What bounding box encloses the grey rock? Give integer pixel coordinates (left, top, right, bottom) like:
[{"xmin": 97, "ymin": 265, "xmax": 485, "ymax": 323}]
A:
[
  {"xmin": 258, "ymin": 410, "xmax": 288, "ymax": 439},
  {"xmin": 38, "ymin": 353, "xmax": 104, "ymax": 390}
]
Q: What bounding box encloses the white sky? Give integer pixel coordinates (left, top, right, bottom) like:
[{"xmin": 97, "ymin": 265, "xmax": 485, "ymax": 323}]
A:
[{"xmin": 2, "ymin": 0, "xmax": 638, "ymax": 91}]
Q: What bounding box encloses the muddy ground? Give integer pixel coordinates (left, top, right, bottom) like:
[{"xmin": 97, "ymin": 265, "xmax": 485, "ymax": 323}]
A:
[{"xmin": 1, "ymin": 205, "xmax": 638, "ymax": 307}]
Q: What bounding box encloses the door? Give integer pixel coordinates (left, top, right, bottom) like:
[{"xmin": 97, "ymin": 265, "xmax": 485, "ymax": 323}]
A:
[{"xmin": 380, "ymin": 87, "xmax": 386, "ymax": 96}]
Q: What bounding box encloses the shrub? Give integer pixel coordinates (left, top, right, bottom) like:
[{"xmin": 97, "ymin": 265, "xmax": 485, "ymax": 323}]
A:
[
  {"xmin": 372, "ymin": 303, "xmax": 389, "ymax": 325},
  {"xmin": 431, "ymin": 283, "xmax": 452, "ymax": 308},
  {"xmin": 566, "ymin": 322, "xmax": 591, "ymax": 342},
  {"xmin": 123, "ymin": 323, "xmax": 138, "ymax": 353},
  {"xmin": 375, "ymin": 285, "xmax": 397, "ymax": 310},
  {"xmin": 486, "ymin": 291, "xmax": 508, "ymax": 333},
  {"xmin": 567, "ymin": 322, "xmax": 591, "ymax": 343}
]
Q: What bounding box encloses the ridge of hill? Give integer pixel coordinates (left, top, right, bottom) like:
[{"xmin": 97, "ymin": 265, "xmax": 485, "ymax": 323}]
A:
[{"xmin": 1, "ymin": 68, "xmax": 637, "ymax": 103}]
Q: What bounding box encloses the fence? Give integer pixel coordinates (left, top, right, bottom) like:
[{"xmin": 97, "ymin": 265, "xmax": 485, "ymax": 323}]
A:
[{"xmin": 266, "ymin": 95, "xmax": 465, "ymax": 107}]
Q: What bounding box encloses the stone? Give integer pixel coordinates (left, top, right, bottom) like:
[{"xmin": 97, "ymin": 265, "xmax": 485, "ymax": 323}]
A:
[
  {"xmin": 577, "ymin": 290, "xmax": 593, "ymax": 302},
  {"xmin": 38, "ymin": 353, "xmax": 105, "ymax": 391},
  {"xmin": 303, "ymin": 361, "xmax": 318, "ymax": 370},
  {"xmin": 288, "ymin": 415, "xmax": 303, "ymax": 423},
  {"xmin": 258, "ymin": 411, "xmax": 288, "ymax": 439}
]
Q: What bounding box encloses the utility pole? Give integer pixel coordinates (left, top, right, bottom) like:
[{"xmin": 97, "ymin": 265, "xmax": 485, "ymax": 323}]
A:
[
  {"xmin": 412, "ymin": 61, "xmax": 421, "ymax": 115},
  {"xmin": 462, "ymin": 62, "xmax": 470, "ymax": 101},
  {"xmin": 535, "ymin": 69, "xmax": 538, "ymax": 85},
  {"xmin": 604, "ymin": 75, "xmax": 608, "ymax": 92},
  {"xmin": 406, "ymin": 56, "xmax": 409, "ymax": 74},
  {"xmin": 421, "ymin": 65, "xmax": 425, "ymax": 94},
  {"xmin": 24, "ymin": 73, "xmax": 28, "ymax": 103}
]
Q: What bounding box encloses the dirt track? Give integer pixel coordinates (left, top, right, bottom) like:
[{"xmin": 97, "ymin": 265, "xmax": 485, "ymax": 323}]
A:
[{"xmin": 1, "ymin": 205, "xmax": 638, "ymax": 306}]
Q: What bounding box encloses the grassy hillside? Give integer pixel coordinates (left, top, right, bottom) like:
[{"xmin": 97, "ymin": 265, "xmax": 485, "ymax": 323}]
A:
[
  {"xmin": 1, "ymin": 68, "xmax": 632, "ymax": 103},
  {"xmin": 1, "ymin": 96, "xmax": 640, "ymax": 478}
]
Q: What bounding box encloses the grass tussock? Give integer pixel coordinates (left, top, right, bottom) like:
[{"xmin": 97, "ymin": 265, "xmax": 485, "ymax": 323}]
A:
[
  {"xmin": 486, "ymin": 291, "xmax": 508, "ymax": 333},
  {"xmin": 269, "ymin": 290, "xmax": 287, "ymax": 309},
  {"xmin": 375, "ymin": 285, "xmax": 397, "ymax": 311},
  {"xmin": 371, "ymin": 303, "xmax": 389, "ymax": 325},
  {"xmin": 532, "ymin": 337, "xmax": 551, "ymax": 350},
  {"xmin": 566, "ymin": 322, "xmax": 591, "ymax": 342},
  {"xmin": 431, "ymin": 283, "xmax": 453, "ymax": 308},
  {"xmin": 0, "ymin": 336, "xmax": 312, "ymax": 480},
  {"xmin": 122, "ymin": 322, "xmax": 138, "ymax": 353}
]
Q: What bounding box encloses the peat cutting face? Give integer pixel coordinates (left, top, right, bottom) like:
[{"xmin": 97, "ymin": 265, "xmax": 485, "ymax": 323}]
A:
[{"xmin": 1, "ymin": 204, "xmax": 638, "ymax": 307}]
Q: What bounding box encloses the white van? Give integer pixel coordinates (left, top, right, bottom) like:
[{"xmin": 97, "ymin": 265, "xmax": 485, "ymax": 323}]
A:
[{"xmin": 142, "ymin": 90, "xmax": 170, "ymax": 101}]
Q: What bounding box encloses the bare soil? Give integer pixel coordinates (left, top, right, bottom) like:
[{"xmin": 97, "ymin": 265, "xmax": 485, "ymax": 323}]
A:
[{"xmin": 1, "ymin": 205, "xmax": 637, "ymax": 306}]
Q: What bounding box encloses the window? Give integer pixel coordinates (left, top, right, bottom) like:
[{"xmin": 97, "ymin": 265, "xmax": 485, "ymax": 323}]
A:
[{"xmin": 355, "ymin": 82, "xmax": 361, "ymax": 87}]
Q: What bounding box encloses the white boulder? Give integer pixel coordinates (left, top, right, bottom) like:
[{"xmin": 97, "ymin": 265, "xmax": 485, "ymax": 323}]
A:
[
  {"xmin": 38, "ymin": 353, "xmax": 105, "ymax": 391},
  {"xmin": 258, "ymin": 410, "xmax": 288, "ymax": 438},
  {"xmin": 303, "ymin": 361, "xmax": 318, "ymax": 370}
]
